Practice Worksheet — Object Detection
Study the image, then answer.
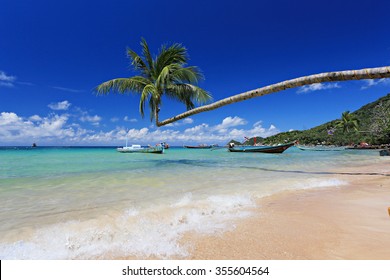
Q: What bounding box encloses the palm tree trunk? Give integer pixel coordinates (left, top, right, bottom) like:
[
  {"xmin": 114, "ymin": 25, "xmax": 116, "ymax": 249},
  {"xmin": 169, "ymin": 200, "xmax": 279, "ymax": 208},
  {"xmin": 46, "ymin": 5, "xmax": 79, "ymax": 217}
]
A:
[
  {"xmin": 155, "ymin": 108, "xmax": 159, "ymax": 126},
  {"xmin": 157, "ymin": 66, "xmax": 390, "ymax": 127}
]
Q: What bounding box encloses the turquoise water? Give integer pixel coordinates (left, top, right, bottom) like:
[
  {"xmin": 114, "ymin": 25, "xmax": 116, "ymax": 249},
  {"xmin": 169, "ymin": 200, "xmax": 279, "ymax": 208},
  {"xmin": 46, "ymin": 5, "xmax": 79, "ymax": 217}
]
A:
[{"xmin": 0, "ymin": 146, "xmax": 386, "ymax": 259}]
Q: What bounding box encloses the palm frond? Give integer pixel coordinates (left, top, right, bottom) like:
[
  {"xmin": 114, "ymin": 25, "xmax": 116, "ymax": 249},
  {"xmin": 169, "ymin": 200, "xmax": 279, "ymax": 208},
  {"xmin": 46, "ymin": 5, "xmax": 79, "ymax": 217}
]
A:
[
  {"xmin": 139, "ymin": 83, "xmax": 157, "ymax": 118},
  {"xmin": 171, "ymin": 66, "xmax": 204, "ymax": 84},
  {"xmin": 155, "ymin": 43, "xmax": 188, "ymax": 74},
  {"xmin": 155, "ymin": 64, "xmax": 181, "ymax": 90},
  {"xmin": 166, "ymin": 83, "xmax": 212, "ymax": 109},
  {"xmin": 140, "ymin": 38, "xmax": 154, "ymax": 75},
  {"xmin": 126, "ymin": 48, "xmax": 150, "ymax": 78},
  {"xmin": 95, "ymin": 76, "xmax": 150, "ymax": 95}
]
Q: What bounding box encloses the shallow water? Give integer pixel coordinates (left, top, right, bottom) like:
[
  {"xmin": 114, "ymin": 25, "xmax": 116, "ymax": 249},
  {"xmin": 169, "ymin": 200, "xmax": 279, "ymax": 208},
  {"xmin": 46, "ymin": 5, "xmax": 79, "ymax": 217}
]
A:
[{"xmin": 0, "ymin": 146, "xmax": 385, "ymax": 259}]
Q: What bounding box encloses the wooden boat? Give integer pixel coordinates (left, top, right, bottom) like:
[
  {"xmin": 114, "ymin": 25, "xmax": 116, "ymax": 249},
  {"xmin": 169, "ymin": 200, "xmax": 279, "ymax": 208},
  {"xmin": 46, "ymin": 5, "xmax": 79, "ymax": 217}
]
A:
[
  {"xmin": 161, "ymin": 142, "xmax": 169, "ymax": 149},
  {"xmin": 297, "ymin": 145, "xmax": 345, "ymax": 151},
  {"xmin": 117, "ymin": 144, "xmax": 164, "ymax": 154},
  {"xmin": 184, "ymin": 144, "xmax": 213, "ymax": 149},
  {"xmin": 228, "ymin": 142, "xmax": 295, "ymax": 153}
]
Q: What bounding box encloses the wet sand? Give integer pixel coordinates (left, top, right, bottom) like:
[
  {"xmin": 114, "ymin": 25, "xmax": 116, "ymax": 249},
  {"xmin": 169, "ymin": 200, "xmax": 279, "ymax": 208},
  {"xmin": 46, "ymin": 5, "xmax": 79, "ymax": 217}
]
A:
[{"xmin": 185, "ymin": 174, "xmax": 390, "ymax": 259}]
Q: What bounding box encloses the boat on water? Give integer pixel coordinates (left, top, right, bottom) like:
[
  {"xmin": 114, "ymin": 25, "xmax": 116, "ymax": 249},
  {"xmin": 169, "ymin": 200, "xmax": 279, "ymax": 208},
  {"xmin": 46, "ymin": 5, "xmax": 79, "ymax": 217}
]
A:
[
  {"xmin": 161, "ymin": 142, "xmax": 169, "ymax": 149},
  {"xmin": 184, "ymin": 144, "xmax": 213, "ymax": 149},
  {"xmin": 117, "ymin": 133, "xmax": 165, "ymax": 154},
  {"xmin": 117, "ymin": 145, "xmax": 164, "ymax": 154},
  {"xmin": 296, "ymin": 145, "xmax": 346, "ymax": 151},
  {"xmin": 228, "ymin": 142, "xmax": 295, "ymax": 153},
  {"xmin": 117, "ymin": 144, "xmax": 164, "ymax": 154}
]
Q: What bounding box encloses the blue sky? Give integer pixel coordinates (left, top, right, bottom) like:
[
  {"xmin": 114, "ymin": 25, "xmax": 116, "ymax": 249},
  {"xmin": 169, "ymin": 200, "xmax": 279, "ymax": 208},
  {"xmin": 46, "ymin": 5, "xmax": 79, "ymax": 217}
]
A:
[{"xmin": 1, "ymin": 0, "xmax": 390, "ymax": 146}]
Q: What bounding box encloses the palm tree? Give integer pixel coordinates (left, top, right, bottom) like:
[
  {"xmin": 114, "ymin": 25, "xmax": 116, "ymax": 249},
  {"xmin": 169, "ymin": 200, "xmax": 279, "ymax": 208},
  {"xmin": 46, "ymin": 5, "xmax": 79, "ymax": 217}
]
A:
[
  {"xmin": 96, "ymin": 38, "xmax": 212, "ymax": 125},
  {"xmin": 158, "ymin": 66, "xmax": 390, "ymax": 126},
  {"xmin": 335, "ymin": 111, "xmax": 359, "ymax": 133}
]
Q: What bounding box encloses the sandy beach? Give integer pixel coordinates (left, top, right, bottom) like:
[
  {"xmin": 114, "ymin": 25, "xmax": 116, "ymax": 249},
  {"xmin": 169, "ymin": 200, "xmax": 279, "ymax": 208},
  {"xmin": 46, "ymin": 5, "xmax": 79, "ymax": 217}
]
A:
[{"xmin": 184, "ymin": 168, "xmax": 390, "ymax": 260}]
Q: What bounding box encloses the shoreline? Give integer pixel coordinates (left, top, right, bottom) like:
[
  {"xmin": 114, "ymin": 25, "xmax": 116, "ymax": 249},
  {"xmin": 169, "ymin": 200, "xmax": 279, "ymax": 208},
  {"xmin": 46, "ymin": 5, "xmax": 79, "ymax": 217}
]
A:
[{"xmin": 183, "ymin": 174, "xmax": 390, "ymax": 260}]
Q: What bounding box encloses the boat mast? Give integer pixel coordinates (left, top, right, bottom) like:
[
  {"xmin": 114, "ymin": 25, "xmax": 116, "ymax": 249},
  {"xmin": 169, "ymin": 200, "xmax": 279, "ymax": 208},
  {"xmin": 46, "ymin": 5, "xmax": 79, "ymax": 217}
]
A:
[{"xmin": 125, "ymin": 130, "xmax": 129, "ymax": 148}]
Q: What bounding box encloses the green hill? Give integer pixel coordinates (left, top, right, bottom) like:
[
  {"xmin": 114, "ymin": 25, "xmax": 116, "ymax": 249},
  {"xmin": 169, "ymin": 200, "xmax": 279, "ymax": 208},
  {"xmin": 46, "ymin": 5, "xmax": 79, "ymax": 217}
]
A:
[{"xmin": 232, "ymin": 93, "xmax": 390, "ymax": 146}]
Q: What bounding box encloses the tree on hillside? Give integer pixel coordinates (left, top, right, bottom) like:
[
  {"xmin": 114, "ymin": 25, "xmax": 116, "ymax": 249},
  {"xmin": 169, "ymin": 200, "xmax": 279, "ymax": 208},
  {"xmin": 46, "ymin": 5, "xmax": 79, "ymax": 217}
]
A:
[
  {"xmin": 369, "ymin": 101, "xmax": 390, "ymax": 142},
  {"xmin": 96, "ymin": 38, "xmax": 212, "ymax": 125},
  {"xmin": 335, "ymin": 111, "xmax": 360, "ymax": 133}
]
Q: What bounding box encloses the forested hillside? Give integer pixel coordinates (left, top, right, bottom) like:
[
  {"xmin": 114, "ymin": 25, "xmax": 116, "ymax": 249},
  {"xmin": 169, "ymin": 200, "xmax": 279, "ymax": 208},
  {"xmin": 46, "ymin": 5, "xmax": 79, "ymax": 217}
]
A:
[{"xmin": 231, "ymin": 93, "xmax": 390, "ymax": 146}]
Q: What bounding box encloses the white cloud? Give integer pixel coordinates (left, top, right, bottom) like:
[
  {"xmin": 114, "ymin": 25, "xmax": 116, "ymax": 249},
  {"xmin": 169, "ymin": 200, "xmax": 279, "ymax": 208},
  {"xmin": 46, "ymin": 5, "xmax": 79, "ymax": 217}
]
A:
[
  {"xmin": 80, "ymin": 116, "xmax": 278, "ymax": 145},
  {"xmin": 80, "ymin": 114, "xmax": 102, "ymax": 126},
  {"xmin": 51, "ymin": 86, "xmax": 84, "ymax": 93},
  {"xmin": 0, "ymin": 71, "xmax": 16, "ymax": 87},
  {"xmin": 0, "ymin": 110, "xmax": 280, "ymax": 146},
  {"xmin": 297, "ymin": 82, "xmax": 341, "ymax": 94},
  {"xmin": 0, "ymin": 112, "xmax": 85, "ymax": 144},
  {"xmin": 124, "ymin": 116, "xmax": 138, "ymax": 122},
  {"xmin": 0, "ymin": 112, "xmax": 21, "ymax": 125},
  {"xmin": 165, "ymin": 117, "xmax": 194, "ymax": 127},
  {"xmin": 215, "ymin": 116, "xmax": 247, "ymax": 132},
  {"xmin": 29, "ymin": 115, "xmax": 42, "ymax": 122},
  {"xmin": 182, "ymin": 118, "xmax": 194, "ymax": 124},
  {"xmin": 110, "ymin": 117, "xmax": 119, "ymax": 122},
  {"xmin": 360, "ymin": 78, "xmax": 390, "ymax": 90},
  {"xmin": 48, "ymin": 100, "xmax": 71, "ymax": 110},
  {"xmin": 100, "ymin": 117, "xmax": 279, "ymax": 145}
]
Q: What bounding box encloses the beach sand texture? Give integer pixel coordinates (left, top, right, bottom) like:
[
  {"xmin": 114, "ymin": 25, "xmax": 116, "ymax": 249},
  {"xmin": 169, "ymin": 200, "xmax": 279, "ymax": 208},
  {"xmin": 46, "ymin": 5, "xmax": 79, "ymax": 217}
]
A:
[{"xmin": 182, "ymin": 172, "xmax": 390, "ymax": 260}]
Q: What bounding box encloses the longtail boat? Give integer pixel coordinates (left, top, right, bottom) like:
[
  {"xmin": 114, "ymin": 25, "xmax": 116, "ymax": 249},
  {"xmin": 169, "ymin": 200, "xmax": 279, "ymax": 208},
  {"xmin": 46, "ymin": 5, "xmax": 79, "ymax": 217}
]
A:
[
  {"xmin": 184, "ymin": 144, "xmax": 213, "ymax": 149},
  {"xmin": 228, "ymin": 142, "xmax": 295, "ymax": 153},
  {"xmin": 117, "ymin": 144, "xmax": 164, "ymax": 154},
  {"xmin": 296, "ymin": 145, "xmax": 345, "ymax": 151}
]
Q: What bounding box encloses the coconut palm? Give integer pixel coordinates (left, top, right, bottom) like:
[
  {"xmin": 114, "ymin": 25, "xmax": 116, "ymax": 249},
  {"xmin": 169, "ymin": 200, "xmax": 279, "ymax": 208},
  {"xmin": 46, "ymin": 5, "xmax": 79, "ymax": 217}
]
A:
[
  {"xmin": 96, "ymin": 38, "xmax": 212, "ymax": 125},
  {"xmin": 158, "ymin": 66, "xmax": 390, "ymax": 126},
  {"xmin": 335, "ymin": 111, "xmax": 360, "ymax": 133}
]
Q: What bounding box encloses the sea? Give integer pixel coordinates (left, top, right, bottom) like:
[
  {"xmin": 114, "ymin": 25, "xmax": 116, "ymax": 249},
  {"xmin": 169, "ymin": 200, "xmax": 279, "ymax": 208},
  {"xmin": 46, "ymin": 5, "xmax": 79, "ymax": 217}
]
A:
[{"xmin": 0, "ymin": 146, "xmax": 386, "ymax": 259}]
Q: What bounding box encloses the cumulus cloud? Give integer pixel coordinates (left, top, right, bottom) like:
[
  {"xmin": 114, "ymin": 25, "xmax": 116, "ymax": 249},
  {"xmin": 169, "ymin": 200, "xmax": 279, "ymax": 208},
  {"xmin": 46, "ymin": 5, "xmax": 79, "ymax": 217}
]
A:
[
  {"xmin": 214, "ymin": 116, "xmax": 247, "ymax": 132},
  {"xmin": 360, "ymin": 78, "xmax": 390, "ymax": 90},
  {"xmin": 297, "ymin": 82, "xmax": 341, "ymax": 94},
  {"xmin": 0, "ymin": 71, "xmax": 16, "ymax": 87},
  {"xmin": 48, "ymin": 100, "xmax": 71, "ymax": 110},
  {"xmin": 165, "ymin": 117, "xmax": 194, "ymax": 127},
  {"xmin": 124, "ymin": 116, "xmax": 138, "ymax": 122},
  {"xmin": 182, "ymin": 118, "xmax": 194, "ymax": 124},
  {"xmin": 0, "ymin": 112, "xmax": 86, "ymax": 144},
  {"xmin": 0, "ymin": 110, "xmax": 280, "ymax": 146},
  {"xmin": 29, "ymin": 115, "xmax": 42, "ymax": 122},
  {"xmin": 80, "ymin": 114, "xmax": 102, "ymax": 126},
  {"xmin": 116, "ymin": 117, "xmax": 279, "ymax": 145}
]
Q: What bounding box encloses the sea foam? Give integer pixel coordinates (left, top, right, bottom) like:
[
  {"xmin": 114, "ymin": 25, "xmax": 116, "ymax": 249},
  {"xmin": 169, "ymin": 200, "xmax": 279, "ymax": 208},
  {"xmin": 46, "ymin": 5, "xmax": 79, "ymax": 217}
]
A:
[
  {"xmin": 291, "ymin": 178, "xmax": 348, "ymax": 190},
  {"xmin": 0, "ymin": 193, "xmax": 257, "ymax": 259}
]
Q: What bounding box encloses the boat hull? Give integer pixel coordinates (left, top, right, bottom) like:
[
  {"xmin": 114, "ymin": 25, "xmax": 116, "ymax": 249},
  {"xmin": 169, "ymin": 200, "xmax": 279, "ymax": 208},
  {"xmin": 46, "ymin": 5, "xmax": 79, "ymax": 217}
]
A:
[
  {"xmin": 228, "ymin": 142, "xmax": 294, "ymax": 153},
  {"xmin": 117, "ymin": 147, "xmax": 164, "ymax": 154},
  {"xmin": 297, "ymin": 145, "xmax": 346, "ymax": 151},
  {"xmin": 184, "ymin": 145, "xmax": 212, "ymax": 149}
]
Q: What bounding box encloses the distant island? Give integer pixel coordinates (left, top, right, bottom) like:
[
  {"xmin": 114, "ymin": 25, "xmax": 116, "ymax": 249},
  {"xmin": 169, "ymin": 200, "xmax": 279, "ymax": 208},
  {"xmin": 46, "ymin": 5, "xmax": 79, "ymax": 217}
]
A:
[{"xmin": 230, "ymin": 93, "xmax": 390, "ymax": 146}]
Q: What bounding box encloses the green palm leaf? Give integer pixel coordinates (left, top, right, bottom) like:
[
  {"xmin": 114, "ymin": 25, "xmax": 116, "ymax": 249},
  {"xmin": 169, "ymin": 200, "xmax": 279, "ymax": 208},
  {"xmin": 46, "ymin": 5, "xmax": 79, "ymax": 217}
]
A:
[{"xmin": 96, "ymin": 38, "xmax": 212, "ymax": 125}]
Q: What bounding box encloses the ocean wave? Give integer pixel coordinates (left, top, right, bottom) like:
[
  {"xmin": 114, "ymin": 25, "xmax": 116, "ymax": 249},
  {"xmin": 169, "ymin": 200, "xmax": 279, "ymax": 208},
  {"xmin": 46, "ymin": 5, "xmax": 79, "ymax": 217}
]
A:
[{"xmin": 0, "ymin": 193, "xmax": 257, "ymax": 259}]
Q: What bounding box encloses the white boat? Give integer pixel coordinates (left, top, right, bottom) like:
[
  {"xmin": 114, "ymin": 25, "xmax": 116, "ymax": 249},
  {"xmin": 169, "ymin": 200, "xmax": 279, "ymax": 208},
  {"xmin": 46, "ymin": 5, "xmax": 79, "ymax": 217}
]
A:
[{"xmin": 117, "ymin": 144, "xmax": 164, "ymax": 154}]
